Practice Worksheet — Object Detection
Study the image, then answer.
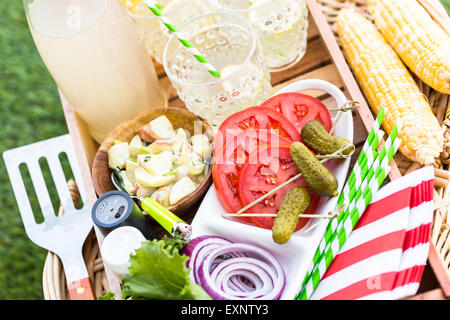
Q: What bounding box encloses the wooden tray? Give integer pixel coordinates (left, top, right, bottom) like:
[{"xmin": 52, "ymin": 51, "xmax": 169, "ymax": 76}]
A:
[{"xmin": 56, "ymin": 0, "xmax": 449, "ymax": 300}]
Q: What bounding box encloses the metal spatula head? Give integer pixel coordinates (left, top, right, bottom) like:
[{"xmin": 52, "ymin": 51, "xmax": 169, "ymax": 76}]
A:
[{"xmin": 3, "ymin": 134, "xmax": 94, "ymax": 299}]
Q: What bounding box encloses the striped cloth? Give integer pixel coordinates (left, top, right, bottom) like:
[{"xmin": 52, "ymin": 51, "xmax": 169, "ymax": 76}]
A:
[{"xmin": 311, "ymin": 166, "xmax": 434, "ymax": 300}]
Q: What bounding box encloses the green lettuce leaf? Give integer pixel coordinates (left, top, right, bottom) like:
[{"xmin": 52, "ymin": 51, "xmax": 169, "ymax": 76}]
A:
[
  {"xmin": 121, "ymin": 237, "xmax": 211, "ymax": 300},
  {"xmin": 97, "ymin": 291, "xmax": 115, "ymax": 300}
]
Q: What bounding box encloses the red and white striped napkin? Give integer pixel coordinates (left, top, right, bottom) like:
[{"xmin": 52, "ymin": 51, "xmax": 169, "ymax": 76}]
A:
[{"xmin": 311, "ymin": 166, "xmax": 434, "ymax": 300}]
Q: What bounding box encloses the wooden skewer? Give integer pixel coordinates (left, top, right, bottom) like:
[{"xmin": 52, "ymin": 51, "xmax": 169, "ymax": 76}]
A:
[
  {"xmin": 328, "ymin": 100, "xmax": 360, "ymax": 112},
  {"xmin": 223, "ymin": 213, "xmax": 277, "ymax": 217},
  {"xmin": 328, "ymin": 101, "xmax": 361, "ymax": 135},
  {"xmin": 226, "ymin": 103, "xmax": 353, "ymax": 230},
  {"xmin": 222, "ymin": 213, "xmax": 337, "ymax": 219},
  {"xmin": 235, "ymin": 144, "xmax": 354, "ymax": 215},
  {"xmin": 224, "ymin": 205, "xmax": 347, "ymax": 221}
]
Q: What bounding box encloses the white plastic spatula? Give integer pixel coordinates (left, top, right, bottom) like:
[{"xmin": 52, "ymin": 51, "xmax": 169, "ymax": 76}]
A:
[{"xmin": 3, "ymin": 134, "xmax": 95, "ymax": 300}]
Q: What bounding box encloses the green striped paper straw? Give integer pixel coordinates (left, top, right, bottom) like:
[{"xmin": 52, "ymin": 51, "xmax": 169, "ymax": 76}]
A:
[
  {"xmin": 296, "ymin": 123, "xmax": 403, "ymax": 299},
  {"xmin": 338, "ymin": 107, "xmax": 386, "ymax": 206},
  {"xmin": 338, "ymin": 126, "xmax": 401, "ymax": 218},
  {"xmin": 324, "ymin": 111, "xmax": 386, "ymax": 239},
  {"xmin": 320, "ymin": 115, "xmax": 387, "ymax": 241},
  {"xmin": 301, "ymin": 124, "xmax": 402, "ymax": 288},
  {"xmin": 337, "ymin": 130, "xmax": 384, "ymax": 206},
  {"xmin": 296, "ymin": 162, "xmax": 393, "ymax": 300},
  {"xmin": 143, "ymin": 0, "xmax": 221, "ymax": 78},
  {"xmin": 300, "ymin": 110, "xmax": 386, "ymax": 287},
  {"xmin": 322, "ymin": 138, "xmax": 402, "ymax": 256}
]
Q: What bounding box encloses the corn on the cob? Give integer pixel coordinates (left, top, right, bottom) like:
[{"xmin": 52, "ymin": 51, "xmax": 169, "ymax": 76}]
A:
[
  {"xmin": 337, "ymin": 9, "xmax": 443, "ymax": 165},
  {"xmin": 367, "ymin": 0, "xmax": 450, "ymax": 95}
]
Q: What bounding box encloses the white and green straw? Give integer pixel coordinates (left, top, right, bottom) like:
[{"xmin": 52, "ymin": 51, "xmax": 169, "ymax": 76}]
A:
[
  {"xmin": 298, "ymin": 126, "xmax": 402, "ymax": 297},
  {"xmin": 296, "ymin": 162, "xmax": 393, "ymax": 300},
  {"xmin": 337, "ymin": 107, "xmax": 386, "ymax": 206},
  {"xmin": 337, "ymin": 126, "xmax": 400, "ymax": 212},
  {"xmin": 299, "ymin": 108, "xmax": 387, "ymax": 288},
  {"xmin": 143, "ymin": 0, "xmax": 221, "ymax": 78},
  {"xmin": 336, "ymin": 129, "xmax": 384, "ymax": 207},
  {"xmin": 295, "ymin": 122, "xmax": 402, "ymax": 300}
]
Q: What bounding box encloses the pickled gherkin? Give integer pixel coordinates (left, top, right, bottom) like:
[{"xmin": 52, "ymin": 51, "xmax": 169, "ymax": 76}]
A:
[
  {"xmin": 272, "ymin": 186, "xmax": 311, "ymax": 244},
  {"xmin": 290, "ymin": 142, "xmax": 339, "ymax": 197},
  {"xmin": 301, "ymin": 120, "xmax": 354, "ymax": 156}
]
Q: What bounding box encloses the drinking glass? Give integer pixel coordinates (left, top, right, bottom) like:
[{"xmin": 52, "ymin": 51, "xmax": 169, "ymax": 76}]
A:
[
  {"xmin": 209, "ymin": 0, "xmax": 309, "ymax": 72},
  {"xmin": 163, "ymin": 12, "xmax": 272, "ymax": 129},
  {"xmin": 121, "ymin": 0, "xmax": 211, "ymax": 64},
  {"xmin": 24, "ymin": 0, "xmax": 168, "ymax": 142}
]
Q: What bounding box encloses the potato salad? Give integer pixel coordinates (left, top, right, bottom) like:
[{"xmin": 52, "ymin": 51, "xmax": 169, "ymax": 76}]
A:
[{"xmin": 108, "ymin": 115, "xmax": 212, "ymax": 207}]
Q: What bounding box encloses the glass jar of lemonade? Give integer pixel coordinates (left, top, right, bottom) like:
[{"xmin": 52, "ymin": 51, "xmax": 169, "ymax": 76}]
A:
[
  {"xmin": 210, "ymin": 0, "xmax": 309, "ymax": 72},
  {"xmin": 163, "ymin": 12, "xmax": 272, "ymax": 129},
  {"xmin": 24, "ymin": 0, "xmax": 168, "ymax": 142}
]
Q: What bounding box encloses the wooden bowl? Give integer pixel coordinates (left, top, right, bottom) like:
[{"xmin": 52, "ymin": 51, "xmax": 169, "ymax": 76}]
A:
[{"xmin": 92, "ymin": 107, "xmax": 214, "ymax": 217}]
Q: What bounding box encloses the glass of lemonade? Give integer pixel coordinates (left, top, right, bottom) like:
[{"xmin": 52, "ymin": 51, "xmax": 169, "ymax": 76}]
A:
[
  {"xmin": 209, "ymin": 0, "xmax": 309, "ymax": 72},
  {"xmin": 121, "ymin": 0, "xmax": 211, "ymax": 64},
  {"xmin": 24, "ymin": 0, "xmax": 168, "ymax": 142},
  {"xmin": 163, "ymin": 12, "xmax": 272, "ymax": 129}
]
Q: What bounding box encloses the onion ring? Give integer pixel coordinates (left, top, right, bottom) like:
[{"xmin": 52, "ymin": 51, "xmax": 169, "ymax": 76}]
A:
[{"xmin": 197, "ymin": 243, "xmax": 285, "ymax": 300}]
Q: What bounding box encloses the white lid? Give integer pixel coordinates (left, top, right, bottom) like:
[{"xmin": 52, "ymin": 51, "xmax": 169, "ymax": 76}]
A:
[{"xmin": 100, "ymin": 226, "xmax": 146, "ymax": 276}]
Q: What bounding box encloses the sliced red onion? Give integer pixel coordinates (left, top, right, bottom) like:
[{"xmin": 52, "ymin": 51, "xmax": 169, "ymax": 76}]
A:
[
  {"xmin": 227, "ymin": 276, "xmax": 247, "ymax": 293},
  {"xmin": 214, "ymin": 260, "xmax": 274, "ymax": 299},
  {"xmin": 220, "ymin": 269, "xmax": 265, "ymax": 298},
  {"xmin": 197, "ymin": 243, "xmax": 285, "ymax": 300},
  {"xmin": 182, "ymin": 236, "xmax": 227, "ymax": 268},
  {"xmin": 181, "ymin": 236, "xmax": 233, "ymax": 284},
  {"xmin": 228, "ymin": 274, "xmax": 256, "ymax": 293}
]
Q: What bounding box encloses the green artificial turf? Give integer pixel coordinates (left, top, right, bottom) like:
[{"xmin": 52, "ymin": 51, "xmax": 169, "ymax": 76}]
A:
[{"xmin": 0, "ymin": 1, "xmax": 68, "ymax": 299}]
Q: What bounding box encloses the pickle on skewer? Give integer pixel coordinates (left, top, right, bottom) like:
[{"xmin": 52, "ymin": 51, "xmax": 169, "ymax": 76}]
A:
[
  {"xmin": 272, "ymin": 186, "xmax": 311, "ymax": 244},
  {"xmin": 301, "ymin": 120, "xmax": 354, "ymax": 156},
  {"xmin": 290, "ymin": 142, "xmax": 339, "ymax": 197}
]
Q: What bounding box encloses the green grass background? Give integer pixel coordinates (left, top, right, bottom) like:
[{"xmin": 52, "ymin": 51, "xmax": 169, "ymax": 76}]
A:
[
  {"xmin": 0, "ymin": 0, "xmax": 449, "ymax": 300},
  {"xmin": 443, "ymin": 0, "xmax": 450, "ymax": 13},
  {"xmin": 0, "ymin": 1, "xmax": 68, "ymax": 299}
]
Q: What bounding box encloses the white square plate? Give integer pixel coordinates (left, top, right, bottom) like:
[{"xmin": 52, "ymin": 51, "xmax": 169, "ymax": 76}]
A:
[{"xmin": 190, "ymin": 79, "xmax": 354, "ymax": 300}]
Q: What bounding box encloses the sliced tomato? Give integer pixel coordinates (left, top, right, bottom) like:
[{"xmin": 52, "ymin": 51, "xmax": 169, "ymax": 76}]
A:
[
  {"xmin": 212, "ymin": 129, "xmax": 292, "ymax": 216},
  {"xmin": 261, "ymin": 92, "xmax": 332, "ymax": 133},
  {"xmin": 214, "ymin": 106, "xmax": 301, "ymax": 158},
  {"xmin": 237, "ymin": 144, "xmax": 320, "ymax": 231}
]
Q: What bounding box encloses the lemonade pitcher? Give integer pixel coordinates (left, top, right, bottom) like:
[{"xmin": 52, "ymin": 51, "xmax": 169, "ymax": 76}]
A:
[{"xmin": 24, "ymin": 0, "xmax": 168, "ymax": 142}]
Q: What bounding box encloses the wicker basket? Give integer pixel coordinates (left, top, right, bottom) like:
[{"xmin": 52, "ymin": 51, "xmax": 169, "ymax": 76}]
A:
[
  {"xmin": 42, "ymin": 180, "xmax": 110, "ymax": 300},
  {"xmin": 43, "ymin": 0, "xmax": 449, "ymax": 299},
  {"xmin": 316, "ymin": 0, "xmax": 450, "ymax": 274}
]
